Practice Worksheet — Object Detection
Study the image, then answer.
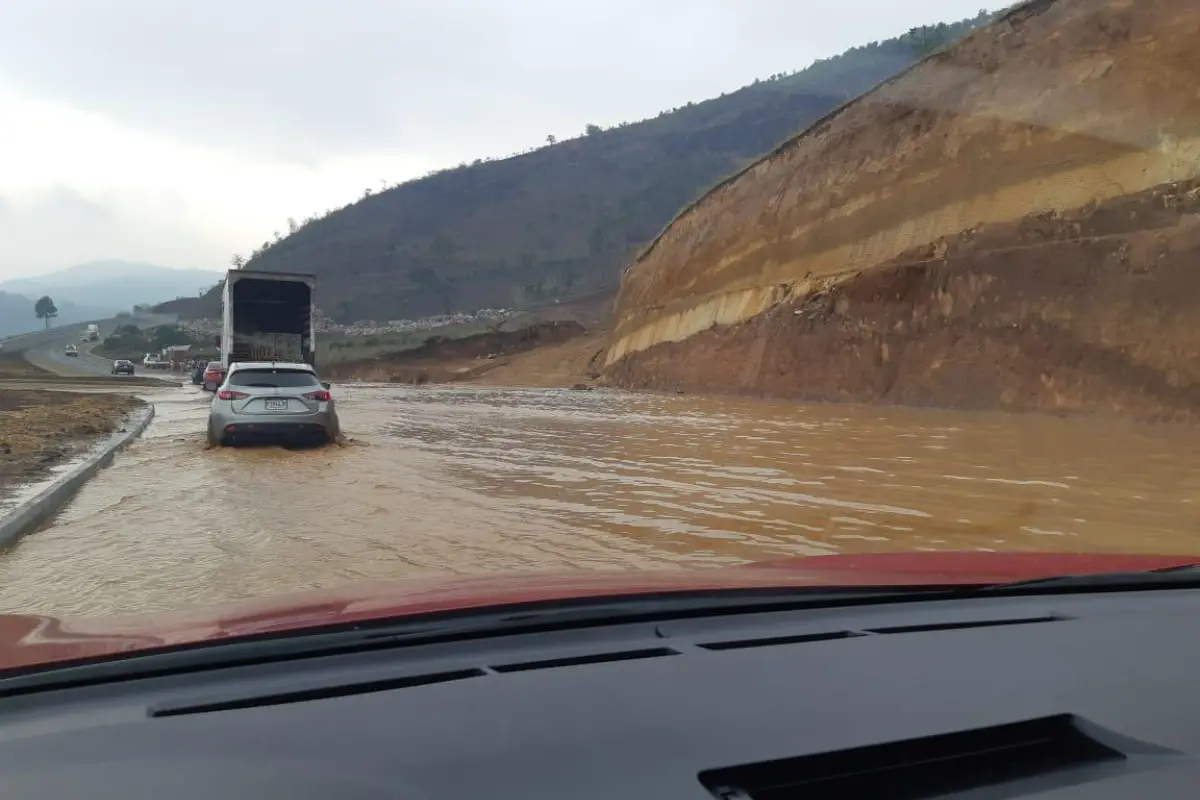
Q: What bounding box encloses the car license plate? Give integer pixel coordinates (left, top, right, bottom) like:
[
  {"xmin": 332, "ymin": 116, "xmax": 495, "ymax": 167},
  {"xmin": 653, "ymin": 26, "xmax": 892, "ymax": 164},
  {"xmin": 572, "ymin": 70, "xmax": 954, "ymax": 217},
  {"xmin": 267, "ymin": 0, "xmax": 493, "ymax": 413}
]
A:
[{"xmin": 265, "ymin": 399, "xmax": 287, "ymax": 410}]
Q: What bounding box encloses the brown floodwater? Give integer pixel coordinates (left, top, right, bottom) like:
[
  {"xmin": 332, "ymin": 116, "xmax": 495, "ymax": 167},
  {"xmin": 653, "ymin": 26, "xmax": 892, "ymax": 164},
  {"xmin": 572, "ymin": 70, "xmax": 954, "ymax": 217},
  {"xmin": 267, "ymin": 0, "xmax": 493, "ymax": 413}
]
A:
[{"xmin": 1, "ymin": 383, "xmax": 1199, "ymax": 617}]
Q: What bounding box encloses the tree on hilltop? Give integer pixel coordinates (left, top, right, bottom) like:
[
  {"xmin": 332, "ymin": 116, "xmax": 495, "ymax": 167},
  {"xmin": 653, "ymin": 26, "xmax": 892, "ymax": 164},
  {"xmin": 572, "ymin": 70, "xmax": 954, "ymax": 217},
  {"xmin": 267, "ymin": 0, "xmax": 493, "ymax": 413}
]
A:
[{"xmin": 34, "ymin": 295, "xmax": 57, "ymax": 329}]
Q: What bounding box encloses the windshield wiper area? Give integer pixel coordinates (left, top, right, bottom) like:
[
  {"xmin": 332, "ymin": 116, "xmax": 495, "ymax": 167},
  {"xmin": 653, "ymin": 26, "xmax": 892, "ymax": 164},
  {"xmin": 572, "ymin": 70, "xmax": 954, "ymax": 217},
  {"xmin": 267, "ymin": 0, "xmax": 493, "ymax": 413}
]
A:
[
  {"xmin": 5, "ymin": 570, "xmax": 1200, "ymax": 695},
  {"xmin": 970, "ymin": 563, "xmax": 1200, "ymax": 594},
  {"xmin": 0, "ymin": 586, "xmax": 951, "ymax": 694}
]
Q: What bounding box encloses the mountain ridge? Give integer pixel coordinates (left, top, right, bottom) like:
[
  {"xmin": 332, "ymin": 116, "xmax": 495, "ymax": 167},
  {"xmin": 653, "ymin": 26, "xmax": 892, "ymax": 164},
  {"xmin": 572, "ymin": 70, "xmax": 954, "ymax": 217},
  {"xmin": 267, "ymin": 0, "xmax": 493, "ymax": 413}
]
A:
[
  {"xmin": 155, "ymin": 9, "xmax": 996, "ymax": 322},
  {"xmin": 2, "ymin": 261, "xmax": 223, "ymax": 317}
]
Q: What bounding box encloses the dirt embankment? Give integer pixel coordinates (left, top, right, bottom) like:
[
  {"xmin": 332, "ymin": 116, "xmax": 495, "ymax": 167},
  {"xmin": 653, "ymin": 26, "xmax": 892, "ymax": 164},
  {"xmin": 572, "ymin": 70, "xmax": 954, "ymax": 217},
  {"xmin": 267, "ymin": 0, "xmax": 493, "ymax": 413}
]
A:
[
  {"xmin": 456, "ymin": 328, "xmax": 609, "ymax": 388},
  {"xmin": 608, "ymin": 180, "xmax": 1200, "ymax": 420},
  {"xmin": 0, "ymin": 351, "xmax": 48, "ymax": 379},
  {"xmin": 603, "ymin": 0, "xmax": 1200, "ymax": 420},
  {"xmin": 326, "ymin": 321, "xmax": 595, "ymax": 385},
  {"xmin": 0, "ymin": 391, "xmax": 144, "ymax": 488}
]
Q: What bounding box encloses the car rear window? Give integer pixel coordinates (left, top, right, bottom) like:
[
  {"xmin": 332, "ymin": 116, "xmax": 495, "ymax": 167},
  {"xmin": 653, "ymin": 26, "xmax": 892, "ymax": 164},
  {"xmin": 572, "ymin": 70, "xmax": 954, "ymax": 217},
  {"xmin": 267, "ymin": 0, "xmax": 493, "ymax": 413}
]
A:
[{"xmin": 227, "ymin": 368, "xmax": 319, "ymax": 388}]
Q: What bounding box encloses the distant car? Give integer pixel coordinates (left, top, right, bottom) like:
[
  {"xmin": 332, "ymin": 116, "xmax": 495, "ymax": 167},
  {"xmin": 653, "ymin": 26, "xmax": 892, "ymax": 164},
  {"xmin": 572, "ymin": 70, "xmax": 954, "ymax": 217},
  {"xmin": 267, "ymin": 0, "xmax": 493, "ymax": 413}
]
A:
[
  {"xmin": 207, "ymin": 361, "xmax": 338, "ymax": 447},
  {"xmin": 201, "ymin": 361, "xmax": 225, "ymax": 392},
  {"xmin": 191, "ymin": 361, "xmax": 207, "ymax": 385},
  {"xmin": 111, "ymin": 360, "xmax": 135, "ymax": 376},
  {"xmin": 64, "ymin": 345, "xmax": 78, "ymax": 357}
]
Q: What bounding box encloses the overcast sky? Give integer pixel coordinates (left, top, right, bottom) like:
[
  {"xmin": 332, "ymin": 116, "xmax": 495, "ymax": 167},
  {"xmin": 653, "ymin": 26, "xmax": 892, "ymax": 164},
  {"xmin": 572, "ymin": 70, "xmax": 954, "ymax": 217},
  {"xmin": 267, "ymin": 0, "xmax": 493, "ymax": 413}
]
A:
[{"xmin": 0, "ymin": 0, "xmax": 989, "ymax": 281}]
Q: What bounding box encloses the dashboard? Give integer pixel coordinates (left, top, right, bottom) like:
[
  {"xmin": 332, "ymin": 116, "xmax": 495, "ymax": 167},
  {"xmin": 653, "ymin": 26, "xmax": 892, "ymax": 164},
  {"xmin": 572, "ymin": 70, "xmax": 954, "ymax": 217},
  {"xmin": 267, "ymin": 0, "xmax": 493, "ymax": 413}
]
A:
[{"xmin": 1, "ymin": 588, "xmax": 1199, "ymax": 798}]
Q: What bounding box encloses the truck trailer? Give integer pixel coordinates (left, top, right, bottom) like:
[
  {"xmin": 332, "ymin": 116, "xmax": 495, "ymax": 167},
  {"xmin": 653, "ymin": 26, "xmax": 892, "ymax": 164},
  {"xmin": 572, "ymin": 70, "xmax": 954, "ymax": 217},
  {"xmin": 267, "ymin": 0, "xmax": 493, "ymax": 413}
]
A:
[{"xmin": 219, "ymin": 270, "xmax": 316, "ymax": 370}]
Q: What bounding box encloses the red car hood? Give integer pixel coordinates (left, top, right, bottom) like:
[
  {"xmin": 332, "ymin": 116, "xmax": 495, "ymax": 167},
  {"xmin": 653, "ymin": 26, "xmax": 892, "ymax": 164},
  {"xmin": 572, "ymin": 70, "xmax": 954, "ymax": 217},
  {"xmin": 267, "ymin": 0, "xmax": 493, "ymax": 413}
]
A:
[{"xmin": 1, "ymin": 551, "xmax": 1195, "ymax": 672}]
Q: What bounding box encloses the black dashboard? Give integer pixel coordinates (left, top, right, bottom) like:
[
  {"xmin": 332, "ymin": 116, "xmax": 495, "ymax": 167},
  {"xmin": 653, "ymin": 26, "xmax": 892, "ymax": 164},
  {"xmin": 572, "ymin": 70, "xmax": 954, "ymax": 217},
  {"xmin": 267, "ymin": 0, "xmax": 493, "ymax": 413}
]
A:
[{"xmin": 2, "ymin": 588, "xmax": 1199, "ymax": 798}]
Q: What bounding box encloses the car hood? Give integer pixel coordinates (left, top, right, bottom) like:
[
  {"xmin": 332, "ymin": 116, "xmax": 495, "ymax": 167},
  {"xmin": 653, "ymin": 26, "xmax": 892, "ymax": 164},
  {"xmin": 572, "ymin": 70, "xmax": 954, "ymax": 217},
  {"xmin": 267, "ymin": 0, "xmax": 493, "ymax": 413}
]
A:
[{"xmin": 1, "ymin": 551, "xmax": 1195, "ymax": 672}]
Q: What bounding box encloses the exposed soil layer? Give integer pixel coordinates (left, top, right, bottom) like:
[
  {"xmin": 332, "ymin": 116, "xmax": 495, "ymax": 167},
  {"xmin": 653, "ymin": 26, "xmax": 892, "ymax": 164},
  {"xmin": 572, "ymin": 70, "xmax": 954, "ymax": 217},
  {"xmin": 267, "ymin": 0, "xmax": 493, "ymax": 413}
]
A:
[
  {"xmin": 604, "ymin": 0, "xmax": 1200, "ymax": 420},
  {"xmin": 456, "ymin": 329, "xmax": 610, "ymax": 388},
  {"xmin": 606, "ymin": 179, "xmax": 1200, "ymax": 422},
  {"xmin": 327, "ymin": 321, "xmax": 589, "ymax": 384},
  {"xmin": 0, "ymin": 391, "xmax": 144, "ymax": 487}
]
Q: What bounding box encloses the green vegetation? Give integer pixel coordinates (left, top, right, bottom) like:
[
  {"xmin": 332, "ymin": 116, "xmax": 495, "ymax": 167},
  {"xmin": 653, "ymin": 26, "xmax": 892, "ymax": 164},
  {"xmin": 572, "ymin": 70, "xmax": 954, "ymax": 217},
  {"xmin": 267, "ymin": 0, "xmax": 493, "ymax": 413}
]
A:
[
  {"xmin": 34, "ymin": 295, "xmax": 57, "ymax": 329},
  {"xmin": 96, "ymin": 324, "xmax": 201, "ymax": 361},
  {"xmin": 158, "ymin": 10, "xmax": 995, "ymax": 323}
]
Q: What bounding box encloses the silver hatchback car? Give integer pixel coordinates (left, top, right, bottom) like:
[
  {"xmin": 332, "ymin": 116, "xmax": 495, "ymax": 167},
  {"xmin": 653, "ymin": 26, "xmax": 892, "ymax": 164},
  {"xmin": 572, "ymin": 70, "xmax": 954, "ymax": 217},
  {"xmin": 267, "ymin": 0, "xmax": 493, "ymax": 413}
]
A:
[{"xmin": 207, "ymin": 361, "xmax": 339, "ymax": 447}]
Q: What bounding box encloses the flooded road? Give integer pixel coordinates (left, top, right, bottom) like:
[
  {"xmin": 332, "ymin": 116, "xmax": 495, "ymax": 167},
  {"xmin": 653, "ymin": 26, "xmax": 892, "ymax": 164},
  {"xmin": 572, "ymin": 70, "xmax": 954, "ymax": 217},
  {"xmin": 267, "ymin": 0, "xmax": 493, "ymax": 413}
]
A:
[{"xmin": 2, "ymin": 383, "xmax": 1200, "ymax": 617}]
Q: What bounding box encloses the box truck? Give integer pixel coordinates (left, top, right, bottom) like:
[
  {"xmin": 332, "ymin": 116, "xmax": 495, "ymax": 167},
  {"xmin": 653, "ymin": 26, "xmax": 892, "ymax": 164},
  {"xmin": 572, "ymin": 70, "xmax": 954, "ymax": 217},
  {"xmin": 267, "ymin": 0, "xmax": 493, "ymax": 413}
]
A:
[{"xmin": 219, "ymin": 270, "xmax": 316, "ymax": 369}]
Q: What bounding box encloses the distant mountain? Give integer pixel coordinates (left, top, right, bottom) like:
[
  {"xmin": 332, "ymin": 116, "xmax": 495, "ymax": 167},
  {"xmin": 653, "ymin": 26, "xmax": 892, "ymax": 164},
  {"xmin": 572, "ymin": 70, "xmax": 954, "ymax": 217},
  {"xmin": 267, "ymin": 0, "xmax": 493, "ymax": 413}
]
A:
[
  {"xmin": 0, "ymin": 290, "xmax": 114, "ymax": 338},
  {"xmin": 1, "ymin": 260, "xmax": 223, "ymax": 314}
]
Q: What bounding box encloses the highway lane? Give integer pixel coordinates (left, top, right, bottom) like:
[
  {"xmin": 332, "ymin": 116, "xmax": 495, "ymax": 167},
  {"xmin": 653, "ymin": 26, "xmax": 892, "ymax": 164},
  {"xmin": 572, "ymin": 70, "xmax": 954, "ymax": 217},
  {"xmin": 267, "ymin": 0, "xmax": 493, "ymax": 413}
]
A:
[
  {"xmin": 5, "ymin": 313, "xmax": 178, "ymax": 378},
  {"xmin": 7, "ymin": 383, "xmax": 1200, "ymax": 617},
  {"xmin": 33, "ymin": 340, "xmax": 123, "ymax": 376}
]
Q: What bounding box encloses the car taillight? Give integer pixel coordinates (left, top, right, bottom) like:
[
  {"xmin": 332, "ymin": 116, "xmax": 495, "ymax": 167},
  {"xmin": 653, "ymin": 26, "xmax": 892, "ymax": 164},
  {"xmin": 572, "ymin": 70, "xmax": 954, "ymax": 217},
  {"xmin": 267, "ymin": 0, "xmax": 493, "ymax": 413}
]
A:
[
  {"xmin": 217, "ymin": 389, "xmax": 249, "ymax": 400},
  {"xmin": 304, "ymin": 389, "xmax": 331, "ymax": 401}
]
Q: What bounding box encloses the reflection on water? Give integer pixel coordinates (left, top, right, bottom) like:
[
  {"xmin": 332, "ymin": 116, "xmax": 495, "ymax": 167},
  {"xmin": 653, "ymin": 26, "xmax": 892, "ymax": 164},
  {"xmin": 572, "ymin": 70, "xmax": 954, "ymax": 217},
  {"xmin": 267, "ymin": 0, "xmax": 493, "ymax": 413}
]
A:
[{"xmin": 2, "ymin": 383, "xmax": 1199, "ymax": 616}]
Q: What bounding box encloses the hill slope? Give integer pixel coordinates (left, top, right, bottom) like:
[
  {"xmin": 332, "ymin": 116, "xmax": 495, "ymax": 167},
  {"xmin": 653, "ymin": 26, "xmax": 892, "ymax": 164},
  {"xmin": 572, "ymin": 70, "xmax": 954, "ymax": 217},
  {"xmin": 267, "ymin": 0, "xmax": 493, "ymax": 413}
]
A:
[
  {"xmin": 158, "ymin": 11, "xmax": 993, "ymax": 322},
  {"xmin": 603, "ymin": 0, "xmax": 1200, "ymax": 421}
]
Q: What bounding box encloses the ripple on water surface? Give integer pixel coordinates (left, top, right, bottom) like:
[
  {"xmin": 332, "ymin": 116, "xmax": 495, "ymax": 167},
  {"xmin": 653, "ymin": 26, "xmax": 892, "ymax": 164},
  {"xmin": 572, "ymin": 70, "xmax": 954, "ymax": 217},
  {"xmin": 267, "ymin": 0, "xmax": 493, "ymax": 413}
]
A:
[{"xmin": 2, "ymin": 383, "xmax": 1200, "ymax": 616}]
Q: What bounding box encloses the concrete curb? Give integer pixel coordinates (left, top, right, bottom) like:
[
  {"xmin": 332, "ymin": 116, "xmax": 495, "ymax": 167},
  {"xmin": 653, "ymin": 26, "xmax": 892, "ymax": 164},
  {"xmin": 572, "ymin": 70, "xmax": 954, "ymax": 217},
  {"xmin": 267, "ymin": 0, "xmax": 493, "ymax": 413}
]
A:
[{"xmin": 0, "ymin": 403, "xmax": 156, "ymax": 547}]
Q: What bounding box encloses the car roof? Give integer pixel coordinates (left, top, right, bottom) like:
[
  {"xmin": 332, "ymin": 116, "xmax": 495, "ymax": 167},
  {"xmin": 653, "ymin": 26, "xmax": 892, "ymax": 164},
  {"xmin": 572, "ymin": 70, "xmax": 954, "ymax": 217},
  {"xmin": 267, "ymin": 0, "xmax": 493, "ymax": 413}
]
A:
[{"xmin": 227, "ymin": 361, "xmax": 315, "ymax": 372}]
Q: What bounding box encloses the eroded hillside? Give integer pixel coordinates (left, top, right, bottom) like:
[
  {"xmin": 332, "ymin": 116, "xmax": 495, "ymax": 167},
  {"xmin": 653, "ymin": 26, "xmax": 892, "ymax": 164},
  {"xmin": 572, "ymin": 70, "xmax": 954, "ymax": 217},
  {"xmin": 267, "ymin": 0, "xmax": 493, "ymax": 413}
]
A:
[{"xmin": 603, "ymin": 0, "xmax": 1200, "ymax": 420}]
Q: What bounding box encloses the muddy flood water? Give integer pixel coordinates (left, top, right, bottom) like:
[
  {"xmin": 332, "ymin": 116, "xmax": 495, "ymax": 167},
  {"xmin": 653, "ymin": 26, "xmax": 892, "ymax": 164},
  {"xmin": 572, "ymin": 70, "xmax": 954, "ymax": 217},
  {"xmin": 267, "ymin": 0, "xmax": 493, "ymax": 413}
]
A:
[{"xmin": 2, "ymin": 383, "xmax": 1200, "ymax": 617}]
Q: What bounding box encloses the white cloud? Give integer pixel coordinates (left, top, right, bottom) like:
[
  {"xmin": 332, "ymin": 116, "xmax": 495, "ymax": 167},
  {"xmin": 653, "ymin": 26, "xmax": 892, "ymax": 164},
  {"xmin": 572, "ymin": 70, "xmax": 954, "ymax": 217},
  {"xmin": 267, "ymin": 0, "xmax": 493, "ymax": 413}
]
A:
[
  {"xmin": 0, "ymin": 87, "xmax": 440, "ymax": 277},
  {"xmin": 0, "ymin": 0, "xmax": 991, "ymax": 280}
]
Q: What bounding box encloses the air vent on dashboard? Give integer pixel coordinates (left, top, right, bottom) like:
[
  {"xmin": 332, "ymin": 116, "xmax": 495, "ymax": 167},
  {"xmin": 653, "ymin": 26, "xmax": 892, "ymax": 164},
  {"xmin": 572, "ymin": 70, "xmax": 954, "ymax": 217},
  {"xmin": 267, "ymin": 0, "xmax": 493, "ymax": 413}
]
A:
[
  {"xmin": 696, "ymin": 615, "xmax": 1063, "ymax": 652},
  {"xmin": 699, "ymin": 630, "xmax": 865, "ymax": 652},
  {"xmin": 490, "ymin": 646, "xmax": 680, "ymax": 673},
  {"xmin": 150, "ymin": 668, "xmax": 485, "ymax": 718},
  {"xmin": 866, "ymin": 614, "xmax": 1063, "ymax": 635},
  {"xmin": 699, "ymin": 714, "xmax": 1126, "ymax": 800}
]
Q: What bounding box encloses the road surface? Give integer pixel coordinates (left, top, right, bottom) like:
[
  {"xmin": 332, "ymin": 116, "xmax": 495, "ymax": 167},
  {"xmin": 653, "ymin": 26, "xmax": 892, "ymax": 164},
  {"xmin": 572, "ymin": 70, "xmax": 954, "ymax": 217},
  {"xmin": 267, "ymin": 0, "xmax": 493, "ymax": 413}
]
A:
[
  {"xmin": 2, "ymin": 313, "xmax": 177, "ymax": 378},
  {"xmin": 3, "ymin": 383, "xmax": 1200, "ymax": 618}
]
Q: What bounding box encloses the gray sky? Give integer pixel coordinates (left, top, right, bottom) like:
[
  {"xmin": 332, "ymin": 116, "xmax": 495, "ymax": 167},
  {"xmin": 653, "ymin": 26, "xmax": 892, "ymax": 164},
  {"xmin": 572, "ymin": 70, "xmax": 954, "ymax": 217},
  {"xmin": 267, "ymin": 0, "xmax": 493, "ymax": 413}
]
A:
[{"xmin": 0, "ymin": 0, "xmax": 989, "ymax": 281}]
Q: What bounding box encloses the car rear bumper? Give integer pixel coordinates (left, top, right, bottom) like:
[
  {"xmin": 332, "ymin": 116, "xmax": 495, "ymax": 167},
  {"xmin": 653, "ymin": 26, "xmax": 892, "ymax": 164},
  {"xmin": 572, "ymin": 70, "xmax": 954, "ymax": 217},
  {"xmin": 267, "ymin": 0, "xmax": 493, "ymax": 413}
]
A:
[
  {"xmin": 210, "ymin": 410, "xmax": 338, "ymax": 443},
  {"xmin": 220, "ymin": 422, "xmax": 331, "ymax": 438}
]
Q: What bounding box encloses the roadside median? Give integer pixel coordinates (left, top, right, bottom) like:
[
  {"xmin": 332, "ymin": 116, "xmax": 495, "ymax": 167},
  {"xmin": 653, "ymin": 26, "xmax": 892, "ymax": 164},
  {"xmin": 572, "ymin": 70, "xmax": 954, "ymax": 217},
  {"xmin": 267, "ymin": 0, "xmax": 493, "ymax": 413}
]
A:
[
  {"xmin": 0, "ymin": 375, "xmax": 176, "ymax": 388},
  {"xmin": 0, "ymin": 394, "xmax": 155, "ymax": 547}
]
